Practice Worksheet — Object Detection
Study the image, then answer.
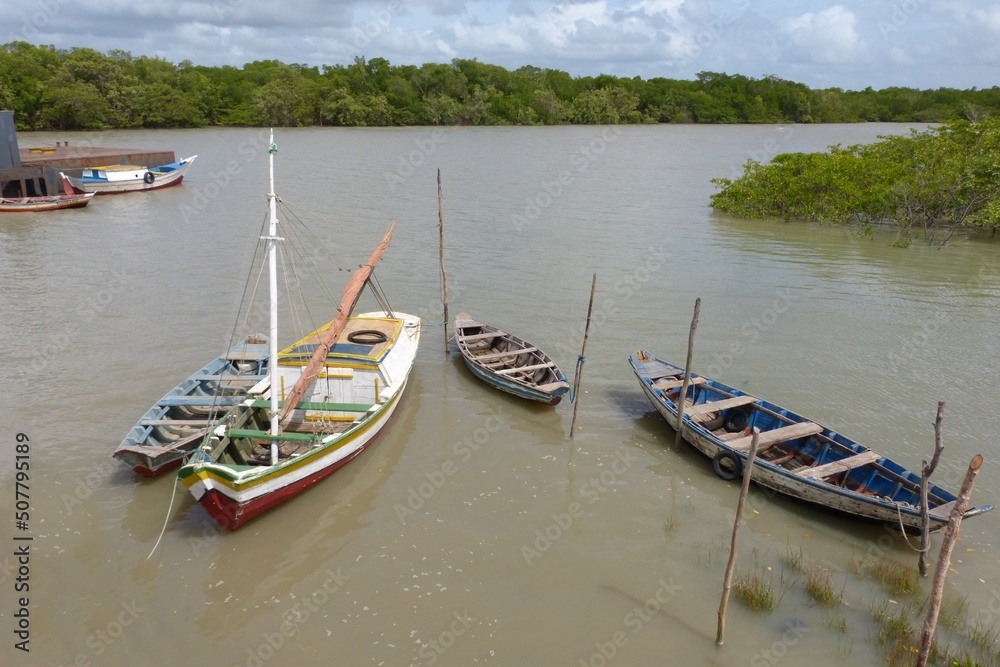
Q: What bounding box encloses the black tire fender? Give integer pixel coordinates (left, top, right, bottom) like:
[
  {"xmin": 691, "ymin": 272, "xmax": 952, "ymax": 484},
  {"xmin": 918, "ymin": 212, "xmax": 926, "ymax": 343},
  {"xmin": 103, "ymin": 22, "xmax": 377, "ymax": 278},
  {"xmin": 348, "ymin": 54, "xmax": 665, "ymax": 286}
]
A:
[
  {"xmin": 347, "ymin": 329, "xmax": 388, "ymax": 345},
  {"xmin": 144, "ymin": 171, "xmax": 155, "ymax": 184},
  {"xmin": 723, "ymin": 406, "xmax": 752, "ymax": 433},
  {"xmin": 712, "ymin": 450, "xmax": 742, "ymax": 481}
]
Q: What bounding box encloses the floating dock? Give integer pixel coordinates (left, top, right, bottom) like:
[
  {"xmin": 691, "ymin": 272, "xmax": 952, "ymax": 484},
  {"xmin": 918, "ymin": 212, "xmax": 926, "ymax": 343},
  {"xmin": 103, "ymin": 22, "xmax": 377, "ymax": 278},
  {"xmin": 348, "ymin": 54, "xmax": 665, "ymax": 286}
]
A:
[{"xmin": 0, "ymin": 110, "xmax": 175, "ymax": 197}]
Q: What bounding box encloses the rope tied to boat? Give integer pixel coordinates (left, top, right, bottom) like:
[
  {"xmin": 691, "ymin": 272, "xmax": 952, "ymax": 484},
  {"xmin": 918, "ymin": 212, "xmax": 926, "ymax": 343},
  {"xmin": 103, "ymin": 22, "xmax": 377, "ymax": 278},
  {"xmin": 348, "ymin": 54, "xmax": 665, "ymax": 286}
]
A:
[
  {"xmin": 889, "ymin": 498, "xmax": 924, "ymax": 552},
  {"xmin": 569, "ymin": 354, "xmax": 586, "ymax": 403}
]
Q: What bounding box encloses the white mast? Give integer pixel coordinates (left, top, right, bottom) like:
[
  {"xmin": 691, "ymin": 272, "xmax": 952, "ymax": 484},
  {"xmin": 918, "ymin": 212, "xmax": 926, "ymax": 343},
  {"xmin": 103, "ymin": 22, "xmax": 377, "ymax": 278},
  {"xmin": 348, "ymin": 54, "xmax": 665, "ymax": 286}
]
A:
[{"xmin": 266, "ymin": 130, "xmax": 280, "ymax": 465}]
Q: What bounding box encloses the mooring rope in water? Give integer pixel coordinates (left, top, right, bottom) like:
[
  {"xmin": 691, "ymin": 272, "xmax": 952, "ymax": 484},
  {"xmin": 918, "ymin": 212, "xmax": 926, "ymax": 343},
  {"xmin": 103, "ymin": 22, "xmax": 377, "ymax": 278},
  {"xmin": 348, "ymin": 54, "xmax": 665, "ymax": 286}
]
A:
[
  {"xmin": 146, "ymin": 477, "xmax": 181, "ymax": 561},
  {"xmin": 569, "ymin": 354, "xmax": 586, "ymax": 404}
]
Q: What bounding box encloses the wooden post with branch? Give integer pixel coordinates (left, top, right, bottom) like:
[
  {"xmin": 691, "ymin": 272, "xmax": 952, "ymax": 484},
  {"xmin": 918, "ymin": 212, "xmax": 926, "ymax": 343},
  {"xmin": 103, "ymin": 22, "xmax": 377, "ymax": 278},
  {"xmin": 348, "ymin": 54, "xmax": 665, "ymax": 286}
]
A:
[
  {"xmin": 675, "ymin": 298, "xmax": 701, "ymax": 449},
  {"xmin": 717, "ymin": 428, "xmax": 760, "ymax": 646},
  {"xmin": 438, "ymin": 168, "xmax": 449, "ymax": 355},
  {"xmin": 919, "ymin": 401, "xmax": 946, "ymax": 577},
  {"xmin": 569, "ymin": 273, "xmax": 597, "ymax": 438},
  {"xmin": 916, "ymin": 454, "xmax": 984, "ymax": 667}
]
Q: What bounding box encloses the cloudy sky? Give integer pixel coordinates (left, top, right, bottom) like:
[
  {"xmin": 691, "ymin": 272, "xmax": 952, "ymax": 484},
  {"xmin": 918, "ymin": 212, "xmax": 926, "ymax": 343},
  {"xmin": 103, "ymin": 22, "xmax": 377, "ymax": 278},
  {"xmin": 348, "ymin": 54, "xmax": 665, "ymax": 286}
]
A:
[{"xmin": 4, "ymin": 0, "xmax": 999, "ymax": 90}]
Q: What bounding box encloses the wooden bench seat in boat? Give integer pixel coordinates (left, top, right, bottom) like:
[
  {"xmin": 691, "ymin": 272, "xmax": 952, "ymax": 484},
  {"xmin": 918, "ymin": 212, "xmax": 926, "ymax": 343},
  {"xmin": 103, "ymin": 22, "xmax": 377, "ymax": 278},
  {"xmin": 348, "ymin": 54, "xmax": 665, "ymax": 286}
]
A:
[
  {"xmin": 460, "ymin": 331, "xmax": 505, "ymax": 341},
  {"xmin": 684, "ymin": 394, "xmax": 757, "ymax": 417},
  {"xmin": 651, "ymin": 376, "xmax": 707, "ymax": 391},
  {"xmin": 159, "ymin": 396, "xmax": 244, "ymax": 407},
  {"xmin": 495, "ymin": 362, "xmax": 555, "ymax": 375},
  {"xmin": 140, "ymin": 419, "xmax": 212, "ymax": 426},
  {"xmin": 728, "ymin": 421, "xmax": 823, "ymax": 452},
  {"xmin": 473, "ymin": 347, "xmax": 538, "ymax": 362},
  {"xmin": 249, "ymin": 400, "xmax": 374, "ymax": 413},
  {"xmin": 795, "ymin": 450, "xmax": 881, "ymax": 480}
]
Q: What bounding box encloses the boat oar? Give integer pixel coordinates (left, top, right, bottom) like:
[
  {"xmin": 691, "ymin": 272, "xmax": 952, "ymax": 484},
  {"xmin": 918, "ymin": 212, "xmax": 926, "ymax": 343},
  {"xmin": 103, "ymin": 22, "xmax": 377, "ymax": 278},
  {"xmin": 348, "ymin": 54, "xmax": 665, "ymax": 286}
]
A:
[
  {"xmin": 675, "ymin": 297, "xmax": 701, "ymax": 449},
  {"xmin": 569, "ymin": 273, "xmax": 597, "ymax": 438}
]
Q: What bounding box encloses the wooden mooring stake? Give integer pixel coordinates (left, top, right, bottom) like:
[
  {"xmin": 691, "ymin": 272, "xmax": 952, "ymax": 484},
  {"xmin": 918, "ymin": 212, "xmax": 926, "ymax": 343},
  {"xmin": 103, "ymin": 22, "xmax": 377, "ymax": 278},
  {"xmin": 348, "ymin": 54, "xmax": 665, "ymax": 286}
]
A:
[
  {"xmin": 717, "ymin": 427, "xmax": 760, "ymax": 646},
  {"xmin": 569, "ymin": 273, "xmax": 597, "ymax": 438},
  {"xmin": 919, "ymin": 401, "xmax": 946, "ymax": 577},
  {"xmin": 675, "ymin": 297, "xmax": 701, "ymax": 449},
  {"xmin": 438, "ymin": 168, "xmax": 449, "ymax": 355},
  {"xmin": 916, "ymin": 453, "xmax": 984, "ymax": 667}
]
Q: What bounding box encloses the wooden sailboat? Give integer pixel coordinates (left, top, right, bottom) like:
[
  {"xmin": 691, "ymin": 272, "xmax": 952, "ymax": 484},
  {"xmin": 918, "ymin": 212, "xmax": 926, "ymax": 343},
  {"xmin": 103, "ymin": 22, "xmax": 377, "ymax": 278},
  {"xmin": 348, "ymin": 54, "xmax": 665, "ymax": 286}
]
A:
[{"xmin": 176, "ymin": 134, "xmax": 419, "ymax": 530}]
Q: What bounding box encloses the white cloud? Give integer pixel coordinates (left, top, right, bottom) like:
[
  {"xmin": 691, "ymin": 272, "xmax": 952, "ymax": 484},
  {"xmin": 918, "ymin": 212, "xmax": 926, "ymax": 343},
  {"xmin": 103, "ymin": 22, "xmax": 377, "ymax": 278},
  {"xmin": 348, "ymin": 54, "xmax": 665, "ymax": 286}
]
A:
[
  {"xmin": 970, "ymin": 6, "xmax": 1000, "ymax": 35},
  {"xmin": 888, "ymin": 47, "xmax": 914, "ymax": 65},
  {"xmin": 779, "ymin": 5, "xmax": 866, "ymax": 65}
]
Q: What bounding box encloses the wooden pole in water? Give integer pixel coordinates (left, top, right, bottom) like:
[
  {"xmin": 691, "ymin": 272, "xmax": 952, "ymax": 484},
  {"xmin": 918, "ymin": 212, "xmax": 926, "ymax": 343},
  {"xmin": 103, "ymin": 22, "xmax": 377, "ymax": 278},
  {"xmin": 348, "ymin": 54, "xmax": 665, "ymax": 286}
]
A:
[
  {"xmin": 919, "ymin": 402, "xmax": 946, "ymax": 577},
  {"xmin": 916, "ymin": 453, "xmax": 984, "ymax": 667},
  {"xmin": 570, "ymin": 273, "xmax": 597, "ymax": 438},
  {"xmin": 717, "ymin": 427, "xmax": 760, "ymax": 646},
  {"xmin": 438, "ymin": 168, "xmax": 449, "ymax": 355},
  {"xmin": 675, "ymin": 297, "xmax": 701, "ymax": 449}
]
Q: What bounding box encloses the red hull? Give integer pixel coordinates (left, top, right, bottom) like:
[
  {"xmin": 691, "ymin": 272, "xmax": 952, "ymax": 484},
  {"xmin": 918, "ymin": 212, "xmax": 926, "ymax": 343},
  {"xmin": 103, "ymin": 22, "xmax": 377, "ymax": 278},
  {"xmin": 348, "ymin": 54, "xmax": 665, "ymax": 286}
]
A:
[{"xmin": 198, "ymin": 422, "xmax": 388, "ymax": 530}]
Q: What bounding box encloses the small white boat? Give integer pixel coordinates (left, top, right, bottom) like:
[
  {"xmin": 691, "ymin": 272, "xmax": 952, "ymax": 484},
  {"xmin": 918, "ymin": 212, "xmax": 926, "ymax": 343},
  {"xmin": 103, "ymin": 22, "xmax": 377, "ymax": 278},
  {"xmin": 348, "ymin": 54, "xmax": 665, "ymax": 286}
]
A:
[{"xmin": 60, "ymin": 155, "xmax": 197, "ymax": 194}]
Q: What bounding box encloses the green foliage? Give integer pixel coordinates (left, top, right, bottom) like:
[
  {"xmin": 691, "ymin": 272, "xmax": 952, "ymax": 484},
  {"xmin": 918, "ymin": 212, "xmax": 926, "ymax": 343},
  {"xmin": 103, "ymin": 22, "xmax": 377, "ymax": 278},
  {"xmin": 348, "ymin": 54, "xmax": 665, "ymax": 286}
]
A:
[
  {"xmin": 4, "ymin": 43, "xmax": 1000, "ymax": 131},
  {"xmin": 711, "ymin": 119, "xmax": 1000, "ymax": 240}
]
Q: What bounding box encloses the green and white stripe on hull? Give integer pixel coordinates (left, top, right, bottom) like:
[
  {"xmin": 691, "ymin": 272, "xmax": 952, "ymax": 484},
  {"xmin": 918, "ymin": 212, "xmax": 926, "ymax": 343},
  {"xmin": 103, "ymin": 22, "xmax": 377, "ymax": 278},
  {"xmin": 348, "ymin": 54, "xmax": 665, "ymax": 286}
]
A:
[{"xmin": 179, "ymin": 375, "xmax": 406, "ymax": 505}]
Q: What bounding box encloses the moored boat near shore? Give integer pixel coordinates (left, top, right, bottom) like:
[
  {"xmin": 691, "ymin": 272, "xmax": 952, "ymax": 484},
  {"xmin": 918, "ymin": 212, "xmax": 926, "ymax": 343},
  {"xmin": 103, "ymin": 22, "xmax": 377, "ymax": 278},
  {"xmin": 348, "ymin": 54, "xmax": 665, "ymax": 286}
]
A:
[
  {"xmin": 455, "ymin": 313, "xmax": 570, "ymax": 405},
  {"xmin": 60, "ymin": 155, "xmax": 197, "ymax": 194},
  {"xmin": 629, "ymin": 350, "xmax": 994, "ymax": 532},
  {"xmin": 0, "ymin": 193, "xmax": 94, "ymax": 211}
]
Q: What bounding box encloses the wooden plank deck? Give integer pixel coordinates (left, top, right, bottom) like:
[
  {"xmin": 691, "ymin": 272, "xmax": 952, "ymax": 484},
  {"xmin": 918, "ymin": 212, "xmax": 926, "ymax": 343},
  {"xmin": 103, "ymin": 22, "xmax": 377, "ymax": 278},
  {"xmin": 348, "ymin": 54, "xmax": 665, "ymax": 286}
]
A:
[
  {"xmin": 459, "ymin": 331, "xmax": 504, "ymax": 342},
  {"xmin": 651, "ymin": 376, "xmax": 707, "ymax": 391},
  {"xmin": 495, "ymin": 362, "xmax": 554, "ymax": 376},
  {"xmin": 685, "ymin": 394, "xmax": 757, "ymax": 416},
  {"xmin": 729, "ymin": 421, "xmax": 823, "ymax": 452},
  {"xmin": 796, "ymin": 450, "xmax": 881, "ymax": 480},
  {"xmin": 473, "ymin": 347, "xmax": 538, "ymax": 362}
]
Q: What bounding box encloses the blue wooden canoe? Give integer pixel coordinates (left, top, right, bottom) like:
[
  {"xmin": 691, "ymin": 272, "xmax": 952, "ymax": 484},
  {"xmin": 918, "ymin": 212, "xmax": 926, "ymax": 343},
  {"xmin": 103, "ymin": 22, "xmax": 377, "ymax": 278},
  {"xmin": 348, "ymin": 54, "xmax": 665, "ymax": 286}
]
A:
[
  {"xmin": 629, "ymin": 350, "xmax": 993, "ymax": 532},
  {"xmin": 455, "ymin": 313, "xmax": 570, "ymax": 405},
  {"xmin": 113, "ymin": 335, "xmax": 269, "ymax": 476}
]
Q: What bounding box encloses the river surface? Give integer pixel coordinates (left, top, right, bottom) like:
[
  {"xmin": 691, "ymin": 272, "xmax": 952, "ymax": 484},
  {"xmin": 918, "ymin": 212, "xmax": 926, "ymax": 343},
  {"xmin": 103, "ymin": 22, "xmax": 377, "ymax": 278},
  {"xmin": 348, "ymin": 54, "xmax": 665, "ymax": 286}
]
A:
[{"xmin": 1, "ymin": 124, "xmax": 998, "ymax": 666}]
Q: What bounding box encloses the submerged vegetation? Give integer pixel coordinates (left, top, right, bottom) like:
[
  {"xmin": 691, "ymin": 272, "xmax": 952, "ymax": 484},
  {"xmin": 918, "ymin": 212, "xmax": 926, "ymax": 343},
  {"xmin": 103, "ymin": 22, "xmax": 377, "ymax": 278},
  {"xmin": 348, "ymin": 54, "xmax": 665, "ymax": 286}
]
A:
[
  {"xmin": 2, "ymin": 41, "xmax": 1000, "ymax": 131},
  {"xmin": 710, "ymin": 119, "xmax": 1000, "ymax": 242}
]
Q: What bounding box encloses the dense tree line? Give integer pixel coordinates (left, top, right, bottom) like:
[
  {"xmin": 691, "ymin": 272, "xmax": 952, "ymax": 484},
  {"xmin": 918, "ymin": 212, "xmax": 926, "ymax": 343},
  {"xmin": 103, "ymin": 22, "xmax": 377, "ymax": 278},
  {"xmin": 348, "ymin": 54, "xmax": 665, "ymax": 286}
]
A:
[
  {"xmin": 710, "ymin": 119, "xmax": 1000, "ymax": 244},
  {"xmin": 2, "ymin": 41, "xmax": 1000, "ymax": 130}
]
